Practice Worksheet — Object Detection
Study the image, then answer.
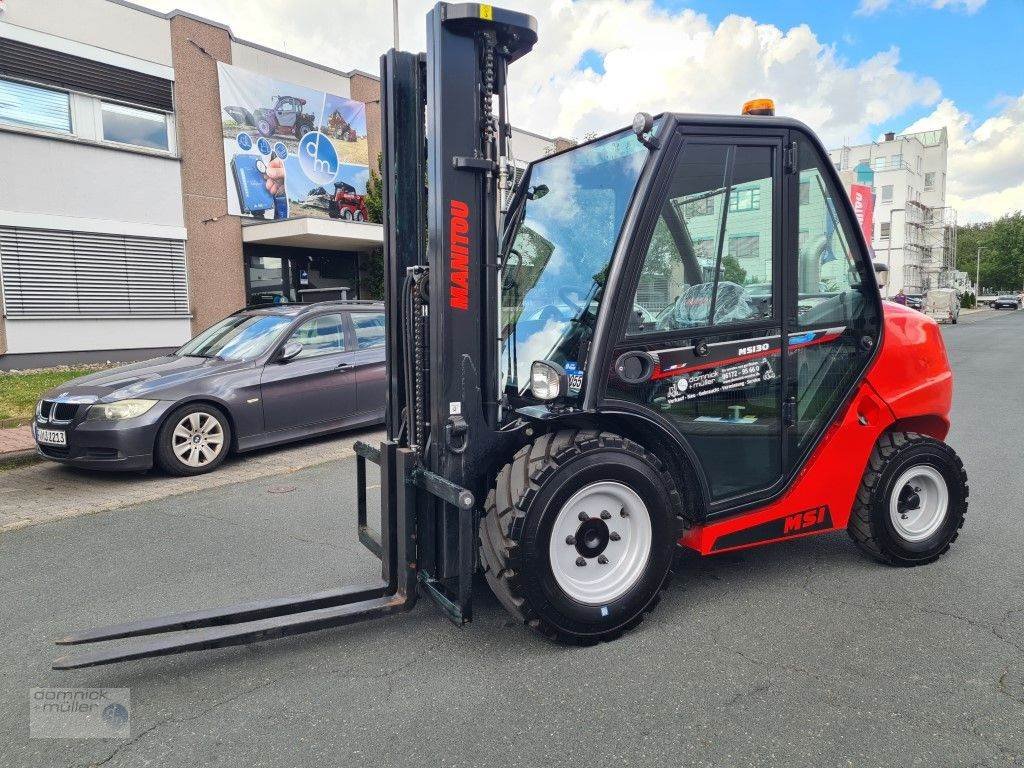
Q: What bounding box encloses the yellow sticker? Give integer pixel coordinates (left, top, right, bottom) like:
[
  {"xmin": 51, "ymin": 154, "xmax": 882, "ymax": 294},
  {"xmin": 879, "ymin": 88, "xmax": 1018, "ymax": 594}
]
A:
[{"xmin": 480, "ymin": 4, "xmax": 493, "ymax": 20}]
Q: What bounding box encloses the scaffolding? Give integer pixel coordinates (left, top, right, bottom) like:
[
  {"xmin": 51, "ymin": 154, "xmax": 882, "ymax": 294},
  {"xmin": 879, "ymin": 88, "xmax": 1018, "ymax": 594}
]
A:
[{"xmin": 901, "ymin": 201, "xmax": 957, "ymax": 292}]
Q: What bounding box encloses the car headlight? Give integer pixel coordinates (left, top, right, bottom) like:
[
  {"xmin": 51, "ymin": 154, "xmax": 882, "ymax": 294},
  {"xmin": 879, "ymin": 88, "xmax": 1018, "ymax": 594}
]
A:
[
  {"xmin": 87, "ymin": 399, "xmax": 158, "ymax": 421},
  {"xmin": 530, "ymin": 361, "xmax": 567, "ymax": 401}
]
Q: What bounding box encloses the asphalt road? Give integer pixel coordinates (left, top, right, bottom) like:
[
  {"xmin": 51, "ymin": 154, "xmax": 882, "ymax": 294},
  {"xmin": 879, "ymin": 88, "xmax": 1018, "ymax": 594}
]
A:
[{"xmin": 2, "ymin": 310, "xmax": 1023, "ymax": 767}]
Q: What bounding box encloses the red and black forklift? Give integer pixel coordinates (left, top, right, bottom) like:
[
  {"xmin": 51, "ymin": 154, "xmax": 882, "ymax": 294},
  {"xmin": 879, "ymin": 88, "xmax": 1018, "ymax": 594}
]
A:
[{"xmin": 54, "ymin": 2, "xmax": 967, "ymax": 668}]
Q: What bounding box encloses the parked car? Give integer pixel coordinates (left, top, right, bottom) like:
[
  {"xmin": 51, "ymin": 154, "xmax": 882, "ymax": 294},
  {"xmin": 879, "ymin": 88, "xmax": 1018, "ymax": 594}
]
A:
[
  {"xmin": 924, "ymin": 288, "xmax": 960, "ymax": 324},
  {"xmin": 992, "ymin": 295, "xmax": 1022, "ymax": 310},
  {"xmin": 905, "ymin": 293, "xmax": 924, "ymax": 311},
  {"xmin": 33, "ymin": 302, "xmax": 385, "ymax": 476}
]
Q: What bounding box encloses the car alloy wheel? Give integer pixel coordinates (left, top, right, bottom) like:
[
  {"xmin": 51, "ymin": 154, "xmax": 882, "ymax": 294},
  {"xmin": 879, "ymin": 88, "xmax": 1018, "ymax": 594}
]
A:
[{"xmin": 171, "ymin": 411, "xmax": 225, "ymax": 468}]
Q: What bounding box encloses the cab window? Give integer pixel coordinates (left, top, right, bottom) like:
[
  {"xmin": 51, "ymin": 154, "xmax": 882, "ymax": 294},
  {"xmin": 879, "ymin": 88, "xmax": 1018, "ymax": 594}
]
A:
[
  {"xmin": 629, "ymin": 143, "xmax": 774, "ymax": 335},
  {"xmin": 794, "ymin": 135, "xmax": 873, "ymax": 326}
]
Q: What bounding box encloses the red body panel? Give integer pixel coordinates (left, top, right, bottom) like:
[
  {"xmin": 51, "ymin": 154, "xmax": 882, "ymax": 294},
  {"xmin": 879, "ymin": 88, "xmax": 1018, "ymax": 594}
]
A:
[{"xmin": 680, "ymin": 303, "xmax": 953, "ymax": 555}]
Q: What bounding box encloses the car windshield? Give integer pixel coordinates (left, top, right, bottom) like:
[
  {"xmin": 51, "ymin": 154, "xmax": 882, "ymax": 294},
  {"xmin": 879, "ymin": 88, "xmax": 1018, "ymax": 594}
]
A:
[
  {"xmin": 176, "ymin": 314, "xmax": 292, "ymax": 361},
  {"xmin": 500, "ymin": 128, "xmax": 651, "ymax": 395}
]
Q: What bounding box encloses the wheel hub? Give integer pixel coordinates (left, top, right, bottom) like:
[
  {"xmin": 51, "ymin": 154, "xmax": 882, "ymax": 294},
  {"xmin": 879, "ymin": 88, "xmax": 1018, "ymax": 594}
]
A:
[
  {"xmin": 574, "ymin": 517, "xmax": 610, "ymax": 559},
  {"xmin": 548, "ymin": 481, "xmax": 653, "ymax": 605},
  {"xmin": 889, "ymin": 465, "xmax": 948, "ymax": 542}
]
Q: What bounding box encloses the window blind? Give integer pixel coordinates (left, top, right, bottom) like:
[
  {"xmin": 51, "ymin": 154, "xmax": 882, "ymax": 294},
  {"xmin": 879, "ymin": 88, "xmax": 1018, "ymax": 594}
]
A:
[{"xmin": 0, "ymin": 226, "xmax": 190, "ymax": 318}]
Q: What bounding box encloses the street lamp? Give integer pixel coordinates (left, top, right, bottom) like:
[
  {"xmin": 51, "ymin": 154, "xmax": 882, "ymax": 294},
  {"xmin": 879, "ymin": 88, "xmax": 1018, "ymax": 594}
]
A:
[
  {"xmin": 975, "ymin": 246, "xmax": 982, "ymax": 299},
  {"xmin": 393, "ymin": 0, "xmax": 400, "ymax": 49}
]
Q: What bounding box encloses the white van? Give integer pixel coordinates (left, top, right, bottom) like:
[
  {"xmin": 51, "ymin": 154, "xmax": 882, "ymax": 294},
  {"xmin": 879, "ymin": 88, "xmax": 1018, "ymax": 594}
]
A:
[{"xmin": 925, "ymin": 288, "xmax": 960, "ymax": 324}]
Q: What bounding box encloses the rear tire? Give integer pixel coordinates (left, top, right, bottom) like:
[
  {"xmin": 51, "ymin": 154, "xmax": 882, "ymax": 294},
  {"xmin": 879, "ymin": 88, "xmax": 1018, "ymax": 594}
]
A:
[
  {"xmin": 848, "ymin": 431, "xmax": 968, "ymax": 566},
  {"xmin": 479, "ymin": 430, "xmax": 684, "ymax": 644}
]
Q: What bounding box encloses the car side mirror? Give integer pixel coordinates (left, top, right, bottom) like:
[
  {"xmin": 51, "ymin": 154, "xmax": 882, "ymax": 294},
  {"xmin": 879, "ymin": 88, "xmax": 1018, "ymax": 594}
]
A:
[{"xmin": 278, "ymin": 341, "xmax": 303, "ymax": 362}]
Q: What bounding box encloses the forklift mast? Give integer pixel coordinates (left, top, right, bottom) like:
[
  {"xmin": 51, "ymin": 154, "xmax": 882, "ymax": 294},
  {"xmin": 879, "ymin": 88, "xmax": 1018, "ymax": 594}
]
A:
[{"xmin": 380, "ymin": 4, "xmax": 537, "ymax": 618}]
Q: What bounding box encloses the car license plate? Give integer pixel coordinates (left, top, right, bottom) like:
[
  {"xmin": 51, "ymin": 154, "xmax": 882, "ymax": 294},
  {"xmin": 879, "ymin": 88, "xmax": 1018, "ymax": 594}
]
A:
[{"xmin": 37, "ymin": 428, "xmax": 67, "ymax": 446}]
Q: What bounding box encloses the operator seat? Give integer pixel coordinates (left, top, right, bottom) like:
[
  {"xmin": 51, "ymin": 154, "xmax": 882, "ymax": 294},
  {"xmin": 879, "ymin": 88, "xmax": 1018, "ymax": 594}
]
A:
[{"xmin": 663, "ymin": 281, "xmax": 755, "ymax": 329}]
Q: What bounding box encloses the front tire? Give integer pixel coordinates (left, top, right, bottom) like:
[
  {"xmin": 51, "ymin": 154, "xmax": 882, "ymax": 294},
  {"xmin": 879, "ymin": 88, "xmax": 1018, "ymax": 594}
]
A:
[
  {"xmin": 479, "ymin": 430, "xmax": 684, "ymax": 644},
  {"xmin": 155, "ymin": 404, "xmax": 231, "ymax": 476},
  {"xmin": 848, "ymin": 431, "xmax": 968, "ymax": 566}
]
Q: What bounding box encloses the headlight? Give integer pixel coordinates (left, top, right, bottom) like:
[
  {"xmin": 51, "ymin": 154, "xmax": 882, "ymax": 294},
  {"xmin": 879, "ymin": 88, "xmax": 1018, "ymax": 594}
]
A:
[
  {"xmin": 530, "ymin": 361, "xmax": 567, "ymax": 401},
  {"xmin": 87, "ymin": 399, "xmax": 158, "ymax": 421}
]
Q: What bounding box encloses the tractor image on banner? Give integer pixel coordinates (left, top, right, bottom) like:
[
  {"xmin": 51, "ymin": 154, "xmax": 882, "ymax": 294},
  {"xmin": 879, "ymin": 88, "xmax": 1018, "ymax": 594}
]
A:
[
  {"xmin": 218, "ymin": 62, "xmax": 369, "ymax": 221},
  {"xmin": 54, "ymin": 2, "xmax": 968, "ymax": 670}
]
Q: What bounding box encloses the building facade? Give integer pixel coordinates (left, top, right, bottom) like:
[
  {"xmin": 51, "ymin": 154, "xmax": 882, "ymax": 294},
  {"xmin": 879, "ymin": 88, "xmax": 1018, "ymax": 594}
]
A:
[
  {"xmin": 829, "ymin": 129, "xmax": 956, "ymax": 297},
  {"xmin": 0, "ymin": 0, "xmax": 554, "ymax": 369}
]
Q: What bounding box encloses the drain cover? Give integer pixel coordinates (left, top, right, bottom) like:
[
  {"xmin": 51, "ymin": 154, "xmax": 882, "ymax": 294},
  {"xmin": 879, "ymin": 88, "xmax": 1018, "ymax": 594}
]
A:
[{"xmin": 267, "ymin": 484, "xmax": 297, "ymax": 494}]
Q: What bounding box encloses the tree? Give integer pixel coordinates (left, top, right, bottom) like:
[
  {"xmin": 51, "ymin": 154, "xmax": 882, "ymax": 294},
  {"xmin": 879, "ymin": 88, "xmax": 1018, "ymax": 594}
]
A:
[
  {"xmin": 721, "ymin": 255, "xmax": 747, "ymax": 285},
  {"xmin": 956, "ymin": 212, "xmax": 1024, "ymax": 294},
  {"xmin": 364, "ymin": 153, "xmax": 384, "ymax": 225}
]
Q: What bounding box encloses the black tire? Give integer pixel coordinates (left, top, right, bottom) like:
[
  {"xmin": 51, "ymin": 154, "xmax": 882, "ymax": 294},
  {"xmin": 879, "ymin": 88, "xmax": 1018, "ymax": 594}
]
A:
[
  {"xmin": 848, "ymin": 431, "xmax": 968, "ymax": 567},
  {"xmin": 327, "ymin": 200, "xmax": 340, "ymax": 218},
  {"xmin": 155, "ymin": 403, "xmax": 232, "ymax": 477},
  {"xmin": 479, "ymin": 430, "xmax": 684, "ymax": 644}
]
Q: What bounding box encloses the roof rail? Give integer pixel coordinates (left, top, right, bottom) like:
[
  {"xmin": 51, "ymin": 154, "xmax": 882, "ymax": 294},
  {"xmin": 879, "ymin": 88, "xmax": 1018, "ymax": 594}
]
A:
[{"xmin": 239, "ymin": 298, "xmax": 382, "ymax": 312}]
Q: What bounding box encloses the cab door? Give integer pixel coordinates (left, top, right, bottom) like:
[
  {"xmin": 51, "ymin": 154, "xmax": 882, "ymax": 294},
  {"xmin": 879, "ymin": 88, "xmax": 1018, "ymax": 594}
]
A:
[
  {"xmin": 604, "ymin": 132, "xmax": 788, "ymax": 508},
  {"xmin": 783, "ymin": 132, "xmax": 882, "ymax": 472}
]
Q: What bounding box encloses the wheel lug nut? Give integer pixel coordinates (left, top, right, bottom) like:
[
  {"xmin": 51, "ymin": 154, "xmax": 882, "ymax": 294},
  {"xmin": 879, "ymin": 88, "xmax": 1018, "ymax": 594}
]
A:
[
  {"xmin": 565, "ymin": 535, "xmax": 575, "ymax": 546},
  {"xmin": 575, "ymin": 557, "xmax": 586, "ymax": 567},
  {"xmin": 600, "ymin": 510, "xmax": 611, "ymax": 520},
  {"xmin": 597, "ymin": 555, "xmax": 609, "ymax": 564},
  {"xmin": 619, "ymin": 507, "xmax": 628, "ymax": 518},
  {"xmin": 578, "ymin": 511, "xmax": 588, "ymax": 521},
  {"xmin": 609, "ymin": 532, "xmax": 621, "ymax": 542}
]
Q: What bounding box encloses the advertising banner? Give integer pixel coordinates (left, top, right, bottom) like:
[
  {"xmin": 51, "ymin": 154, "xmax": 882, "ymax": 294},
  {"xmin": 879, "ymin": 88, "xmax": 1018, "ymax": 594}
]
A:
[
  {"xmin": 217, "ymin": 62, "xmax": 369, "ymax": 221},
  {"xmin": 849, "ymin": 183, "xmax": 875, "ymax": 245}
]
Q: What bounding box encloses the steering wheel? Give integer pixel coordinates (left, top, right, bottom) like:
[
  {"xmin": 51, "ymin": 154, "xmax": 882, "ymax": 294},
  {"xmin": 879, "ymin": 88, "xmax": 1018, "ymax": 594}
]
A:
[{"xmin": 558, "ymin": 287, "xmax": 585, "ymax": 313}]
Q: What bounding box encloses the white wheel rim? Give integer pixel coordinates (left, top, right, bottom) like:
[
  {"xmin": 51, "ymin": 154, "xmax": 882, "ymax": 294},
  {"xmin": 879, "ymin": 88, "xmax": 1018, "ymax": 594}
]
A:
[
  {"xmin": 171, "ymin": 412, "xmax": 225, "ymax": 468},
  {"xmin": 889, "ymin": 465, "xmax": 948, "ymax": 542},
  {"xmin": 548, "ymin": 481, "xmax": 653, "ymax": 605}
]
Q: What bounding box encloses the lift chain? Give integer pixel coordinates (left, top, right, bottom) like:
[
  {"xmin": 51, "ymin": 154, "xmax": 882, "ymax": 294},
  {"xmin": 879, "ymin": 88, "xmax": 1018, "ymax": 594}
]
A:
[
  {"xmin": 411, "ymin": 267, "xmax": 429, "ymax": 455},
  {"xmin": 480, "ymin": 31, "xmax": 497, "ymax": 142}
]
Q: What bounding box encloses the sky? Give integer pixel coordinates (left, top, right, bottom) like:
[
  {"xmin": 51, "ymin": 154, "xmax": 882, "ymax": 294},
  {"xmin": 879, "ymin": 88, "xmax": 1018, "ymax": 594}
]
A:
[{"xmin": 135, "ymin": 0, "xmax": 1024, "ymax": 223}]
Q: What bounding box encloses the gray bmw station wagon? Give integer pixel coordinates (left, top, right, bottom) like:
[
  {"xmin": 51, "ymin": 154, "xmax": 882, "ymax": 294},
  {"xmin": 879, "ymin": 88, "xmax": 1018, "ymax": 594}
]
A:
[{"xmin": 33, "ymin": 301, "xmax": 385, "ymax": 475}]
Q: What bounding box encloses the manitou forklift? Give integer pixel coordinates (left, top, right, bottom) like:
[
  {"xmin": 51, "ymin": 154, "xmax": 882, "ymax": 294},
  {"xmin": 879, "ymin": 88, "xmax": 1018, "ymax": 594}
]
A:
[{"xmin": 54, "ymin": 2, "xmax": 968, "ymax": 668}]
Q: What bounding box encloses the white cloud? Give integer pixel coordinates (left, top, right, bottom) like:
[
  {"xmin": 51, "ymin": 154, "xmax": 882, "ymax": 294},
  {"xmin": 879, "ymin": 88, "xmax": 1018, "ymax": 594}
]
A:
[
  {"xmin": 903, "ymin": 95, "xmax": 1024, "ymax": 222},
  {"xmin": 136, "ymin": 0, "xmax": 1019, "ymax": 220},
  {"xmin": 856, "ymin": 0, "xmax": 894, "ymax": 14},
  {"xmin": 857, "ymin": 0, "xmax": 986, "ymax": 15},
  {"xmin": 138, "ymin": 0, "xmax": 938, "ymax": 145}
]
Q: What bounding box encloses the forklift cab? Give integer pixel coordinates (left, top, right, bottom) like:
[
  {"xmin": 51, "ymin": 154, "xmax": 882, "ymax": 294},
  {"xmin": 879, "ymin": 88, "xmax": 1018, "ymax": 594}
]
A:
[{"xmin": 501, "ymin": 115, "xmax": 883, "ymax": 508}]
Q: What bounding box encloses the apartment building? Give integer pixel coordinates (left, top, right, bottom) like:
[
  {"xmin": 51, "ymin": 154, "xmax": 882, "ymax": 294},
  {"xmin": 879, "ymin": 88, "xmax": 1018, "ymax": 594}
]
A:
[
  {"xmin": 0, "ymin": 0, "xmax": 554, "ymax": 369},
  {"xmin": 829, "ymin": 129, "xmax": 956, "ymax": 296}
]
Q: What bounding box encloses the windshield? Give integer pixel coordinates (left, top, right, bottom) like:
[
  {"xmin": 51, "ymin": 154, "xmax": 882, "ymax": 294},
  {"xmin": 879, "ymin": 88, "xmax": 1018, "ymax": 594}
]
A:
[
  {"xmin": 500, "ymin": 128, "xmax": 650, "ymax": 395},
  {"xmin": 177, "ymin": 314, "xmax": 293, "ymax": 361}
]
